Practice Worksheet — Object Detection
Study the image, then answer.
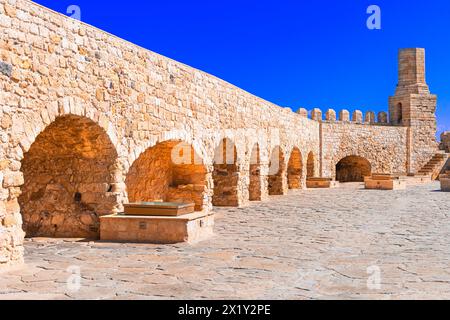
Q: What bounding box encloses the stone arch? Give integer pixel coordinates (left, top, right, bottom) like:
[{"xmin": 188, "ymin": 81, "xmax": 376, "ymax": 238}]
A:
[
  {"xmin": 287, "ymin": 147, "xmax": 303, "ymax": 189},
  {"xmin": 18, "ymin": 115, "xmax": 121, "ymax": 238},
  {"xmin": 249, "ymin": 143, "xmax": 262, "ymax": 201},
  {"xmin": 306, "ymin": 152, "xmax": 316, "ymax": 178},
  {"xmin": 212, "ymin": 138, "xmax": 239, "ymax": 206},
  {"xmin": 268, "ymin": 146, "xmax": 287, "ymax": 195},
  {"xmin": 125, "ymin": 140, "xmax": 207, "ymax": 211},
  {"xmin": 336, "ymin": 156, "xmax": 372, "ymax": 182}
]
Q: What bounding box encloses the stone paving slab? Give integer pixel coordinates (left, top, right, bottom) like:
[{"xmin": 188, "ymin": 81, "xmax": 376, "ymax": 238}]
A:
[{"xmin": 1, "ymin": 182, "xmax": 449, "ymax": 300}]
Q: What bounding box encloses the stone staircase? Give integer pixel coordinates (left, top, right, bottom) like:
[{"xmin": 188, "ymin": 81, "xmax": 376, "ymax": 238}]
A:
[{"xmin": 416, "ymin": 151, "xmax": 449, "ymax": 180}]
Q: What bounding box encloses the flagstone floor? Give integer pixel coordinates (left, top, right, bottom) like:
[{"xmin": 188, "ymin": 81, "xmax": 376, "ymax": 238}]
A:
[{"xmin": 1, "ymin": 182, "xmax": 449, "ymax": 300}]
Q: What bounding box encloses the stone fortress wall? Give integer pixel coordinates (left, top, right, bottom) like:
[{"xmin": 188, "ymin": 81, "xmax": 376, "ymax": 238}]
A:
[{"xmin": 0, "ymin": 0, "xmax": 443, "ymax": 266}]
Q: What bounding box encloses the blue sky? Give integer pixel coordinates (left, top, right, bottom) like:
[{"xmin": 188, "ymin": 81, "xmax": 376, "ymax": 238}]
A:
[{"xmin": 33, "ymin": 0, "xmax": 450, "ymax": 136}]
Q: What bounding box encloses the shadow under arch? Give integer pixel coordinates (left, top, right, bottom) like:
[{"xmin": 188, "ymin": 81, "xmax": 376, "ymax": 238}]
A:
[
  {"xmin": 306, "ymin": 151, "xmax": 316, "ymax": 178},
  {"xmin": 125, "ymin": 140, "xmax": 207, "ymax": 211},
  {"xmin": 19, "ymin": 115, "xmax": 121, "ymax": 239},
  {"xmin": 336, "ymin": 155, "xmax": 372, "ymax": 182},
  {"xmin": 249, "ymin": 143, "xmax": 262, "ymax": 201},
  {"xmin": 268, "ymin": 146, "xmax": 286, "ymax": 195},
  {"xmin": 287, "ymin": 147, "xmax": 303, "ymax": 189},
  {"xmin": 212, "ymin": 138, "xmax": 239, "ymax": 206}
]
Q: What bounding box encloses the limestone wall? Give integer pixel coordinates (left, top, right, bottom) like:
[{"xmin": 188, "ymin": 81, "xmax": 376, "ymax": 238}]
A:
[
  {"xmin": 0, "ymin": 0, "xmax": 439, "ymax": 268},
  {"xmin": 0, "ymin": 0, "xmax": 320, "ymax": 266}
]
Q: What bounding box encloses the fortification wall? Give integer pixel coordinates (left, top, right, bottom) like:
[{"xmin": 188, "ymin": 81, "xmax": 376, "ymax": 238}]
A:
[
  {"xmin": 0, "ymin": 0, "xmax": 439, "ymax": 268},
  {"xmin": 297, "ymin": 108, "xmax": 408, "ymax": 177},
  {"xmin": 0, "ymin": 0, "xmax": 321, "ymax": 266}
]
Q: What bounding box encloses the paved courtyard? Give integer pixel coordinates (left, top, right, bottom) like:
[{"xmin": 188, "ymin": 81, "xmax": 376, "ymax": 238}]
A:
[{"xmin": 1, "ymin": 182, "xmax": 449, "ymax": 300}]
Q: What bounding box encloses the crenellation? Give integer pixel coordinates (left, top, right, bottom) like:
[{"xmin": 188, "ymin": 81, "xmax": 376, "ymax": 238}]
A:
[
  {"xmin": 352, "ymin": 110, "xmax": 363, "ymax": 124},
  {"xmin": 339, "ymin": 109, "xmax": 350, "ymax": 122},
  {"xmin": 311, "ymin": 108, "xmax": 322, "ymax": 122},
  {"xmin": 377, "ymin": 111, "xmax": 388, "ymax": 124},
  {"xmin": 325, "ymin": 109, "xmax": 336, "ymax": 122},
  {"xmin": 296, "ymin": 108, "xmax": 308, "ymax": 117}
]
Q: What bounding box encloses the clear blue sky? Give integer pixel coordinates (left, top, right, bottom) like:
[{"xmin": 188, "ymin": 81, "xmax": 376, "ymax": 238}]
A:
[{"xmin": 33, "ymin": 0, "xmax": 450, "ymax": 137}]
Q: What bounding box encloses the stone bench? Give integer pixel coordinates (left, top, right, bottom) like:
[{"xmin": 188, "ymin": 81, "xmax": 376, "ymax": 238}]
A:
[
  {"xmin": 100, "ymin": 202, "xmax": 214, "ymax": 244},
  {"xmin": 364, "ymin": 173, "xmax": 406, "ymax": 190},
  {"xmin": 306, "ymin": 177, "xmax": 339, "ymax": 189}
]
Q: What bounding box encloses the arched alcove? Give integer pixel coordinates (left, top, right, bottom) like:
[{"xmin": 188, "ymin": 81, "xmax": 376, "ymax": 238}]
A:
[
  {"xmin": 19, "ymin": 115, "xmax": 120, "ymax": 238},
  {"xmin": 212, "ymin": 138, "xmax": 239, "ymax": 206},
  {"xmin": 268, "ymin": 146, "xmax": 286, "ymax": 195},
  {"xmin": 306, "ymin": 152, "xmax": 315, "ymax": 178},
  {"xmin": 336, "ymin": 156, "xmax": 372, "ymax": 182},
  {"xmin": 126, "ymin": 140, "xmax": 207, "ymax": 211},
  {"xmin": 287, "ymin": 147, "xmax": 303, "ymax": 189},
  {"xmin": 249, "ymin": 143, "xmax": 262, "ymax": 201}
]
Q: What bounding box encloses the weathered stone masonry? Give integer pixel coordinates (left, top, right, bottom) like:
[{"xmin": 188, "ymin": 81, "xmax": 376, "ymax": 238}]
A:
[{"xmin": 0, "ymin": 0, "xmax": 441, "ymax": 266}]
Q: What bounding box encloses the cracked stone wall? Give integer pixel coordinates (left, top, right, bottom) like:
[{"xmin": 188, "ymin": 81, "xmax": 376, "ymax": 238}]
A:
[{"xmin": 0, "ymin": 0, "xmax": 320, "ymax": 266}]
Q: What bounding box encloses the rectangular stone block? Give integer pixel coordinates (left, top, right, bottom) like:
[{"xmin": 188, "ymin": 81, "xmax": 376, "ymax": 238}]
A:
[
  {"xmin": 306, "ymin": 177, "xmax": 339, "ymax": 189},
  {"xmin": 100, "ymin": 211, "xmax": 214, "ymax": 244},
  {"xmin": 365, "ymin": 177, "xmax": 406, "ymax": 190}
]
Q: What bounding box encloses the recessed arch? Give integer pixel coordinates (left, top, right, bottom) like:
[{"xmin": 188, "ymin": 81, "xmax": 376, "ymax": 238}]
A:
[
  {"xmin": 125, "ymin": 140, "xmax": 207, "ymax": 211},
  {"xmin": 306, "ymin": 152, "xmax": 316, "ymax": 178},
  {"xmin": 212, "ymin": 138, "xmax": 239, "ymax": 206},
  {"xmin": 336, "ymin": 155, "xmax": 372, "ymax": 182},
  {"xmin": 19, "ymin": 115, "xmax": 120, "ymax": 239},
  {"xmin": 287, "ymin": 147, "xmax": 303, "ymax": 189},
  {"xmin": 268, "ymin": 146, "xmax": 286, "ymax": 195},
  {"xmin": 249, "ymin": 143, "xmax": 262, "ymax": 201}
]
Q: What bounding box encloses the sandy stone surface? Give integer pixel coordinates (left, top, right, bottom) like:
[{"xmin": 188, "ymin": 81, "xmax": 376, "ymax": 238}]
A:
[{"xmin": 0, "ymin": 182, "xmax": 449, "ymax": 300}]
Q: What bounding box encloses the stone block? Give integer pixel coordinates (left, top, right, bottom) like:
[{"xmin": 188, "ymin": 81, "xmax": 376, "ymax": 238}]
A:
[
  {"xmin": 100, "ymin": 211, "xmax": 214, "ymax": 244},
  {"xmin": 296, "ymin": 108, "xmax": 308, "ymax": 117},
  {"xmin": 365, "ymin": 111, "xmax": 376, "ymax": 124},
  {"xmin": 311, "ymin": 108, "xmax": 322, "ymax": 122},
  {"xmin": 352, "ymin": 110, "xmax": 363, "ymax": 123},
  {"xmin": 440, "ymin": 175, "xmax": 450, "ymax": 192},
  {"xmin": 364, "ymin": 175, "xmax": 406, "ymax": 190},
  {"xmin": 2, "ymin": 172, "xmax": 24, "ymax": 188},
  {"xmin": 306, "ymin": 177, "xmax": 339, "ymax": 189}
]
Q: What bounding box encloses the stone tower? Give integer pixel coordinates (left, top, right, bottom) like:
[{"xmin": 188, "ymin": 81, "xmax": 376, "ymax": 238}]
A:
[{"xmin": 389, "ymin": 48, "xmax": 438, "ymax": 174}]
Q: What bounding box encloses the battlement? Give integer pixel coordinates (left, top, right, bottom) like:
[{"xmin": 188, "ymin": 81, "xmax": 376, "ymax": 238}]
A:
[{"xmin": 296, "ymin": 108, "xmax": 389, "ymax": 125}]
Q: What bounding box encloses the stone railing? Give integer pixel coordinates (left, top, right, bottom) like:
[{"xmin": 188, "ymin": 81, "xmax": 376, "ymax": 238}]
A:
[{"xmin": 295, "ymin": 108, "xmax": 389, "ymax": 125}]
